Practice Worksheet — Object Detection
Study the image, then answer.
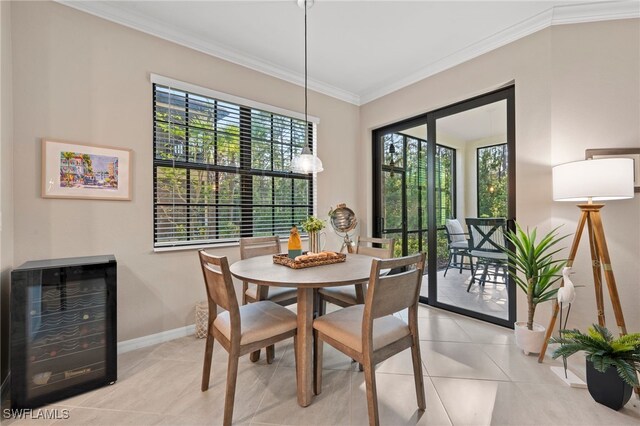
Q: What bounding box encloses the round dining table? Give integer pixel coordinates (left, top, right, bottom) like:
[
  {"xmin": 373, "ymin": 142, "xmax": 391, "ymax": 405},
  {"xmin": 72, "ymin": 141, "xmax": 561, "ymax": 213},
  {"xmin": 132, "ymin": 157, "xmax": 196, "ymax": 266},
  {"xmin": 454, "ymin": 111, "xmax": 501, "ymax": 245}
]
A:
[{"xmin": 229, "ymin": 253, "xmax": 376, "ymax": 407}]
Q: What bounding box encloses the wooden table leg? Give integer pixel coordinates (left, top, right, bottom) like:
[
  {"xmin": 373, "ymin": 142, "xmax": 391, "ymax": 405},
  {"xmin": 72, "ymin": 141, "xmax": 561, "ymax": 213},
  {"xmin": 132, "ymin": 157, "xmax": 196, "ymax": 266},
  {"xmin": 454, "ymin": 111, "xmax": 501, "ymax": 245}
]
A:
[{"xmin": 296, "ymin": 287, "xmax": 313, "ymax": 407}]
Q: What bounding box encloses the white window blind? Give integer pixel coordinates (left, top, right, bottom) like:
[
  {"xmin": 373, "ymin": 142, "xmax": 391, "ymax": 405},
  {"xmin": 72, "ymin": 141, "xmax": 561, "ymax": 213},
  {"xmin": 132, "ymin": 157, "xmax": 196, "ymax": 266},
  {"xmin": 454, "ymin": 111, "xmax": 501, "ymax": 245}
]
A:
[{"xmin": 153, "ymin": 80, "xmax": 317, "ymax": 249}]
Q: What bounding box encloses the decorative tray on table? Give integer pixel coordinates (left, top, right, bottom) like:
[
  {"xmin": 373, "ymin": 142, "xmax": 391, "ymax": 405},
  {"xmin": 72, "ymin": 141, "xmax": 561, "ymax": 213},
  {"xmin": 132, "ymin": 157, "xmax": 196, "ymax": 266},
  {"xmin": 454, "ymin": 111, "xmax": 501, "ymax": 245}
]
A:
[{"xmin": 273, "ymin": 251, "xmax": 346, "ymax": 269}]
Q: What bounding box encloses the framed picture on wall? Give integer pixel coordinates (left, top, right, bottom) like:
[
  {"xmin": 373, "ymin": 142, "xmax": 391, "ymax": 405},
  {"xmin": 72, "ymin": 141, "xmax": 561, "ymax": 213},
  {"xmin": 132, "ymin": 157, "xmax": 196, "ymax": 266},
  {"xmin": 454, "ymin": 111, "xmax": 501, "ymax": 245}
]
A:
[
  {"xmin": 42, "ymin": 139, "xmax": 133, "ymax": 200},
  {"xmin": 586, "ymin": 148, "xmax": 640, "ymax": 193}
]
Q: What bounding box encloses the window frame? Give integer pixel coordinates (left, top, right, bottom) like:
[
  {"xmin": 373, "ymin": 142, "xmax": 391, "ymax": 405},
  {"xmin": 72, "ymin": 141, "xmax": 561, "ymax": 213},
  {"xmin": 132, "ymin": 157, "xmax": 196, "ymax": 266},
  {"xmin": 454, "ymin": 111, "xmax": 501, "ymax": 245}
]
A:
[
  {"xmin": 476, "ymin": 142, "xmax": 508, "ymax": 218},
  {"xmin": 151, "ymin": 75, "xmax": 319, "ymax": 251},
  {"xmin": 376, "ymin": 131, "xmax": 456, "ymax": 257},
  {"xmin": 435, "ymin": 143, "xmax": 457, "ymax": 227}
]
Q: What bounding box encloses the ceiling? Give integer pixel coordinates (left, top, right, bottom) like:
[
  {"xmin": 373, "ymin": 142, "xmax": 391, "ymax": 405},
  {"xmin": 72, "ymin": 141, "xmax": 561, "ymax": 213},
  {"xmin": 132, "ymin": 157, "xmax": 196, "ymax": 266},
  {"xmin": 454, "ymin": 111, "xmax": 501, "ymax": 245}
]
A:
[
  {"xmin": 437, "ymin": 100, "xmax": 507, "ymax": 142},
  {"xmin": 59, "ymin": 1, "xmax": 639, "ymax": 105},
  {"xmin": 400, "ymin": 100, "xmax": 507, "ymax": 143}
]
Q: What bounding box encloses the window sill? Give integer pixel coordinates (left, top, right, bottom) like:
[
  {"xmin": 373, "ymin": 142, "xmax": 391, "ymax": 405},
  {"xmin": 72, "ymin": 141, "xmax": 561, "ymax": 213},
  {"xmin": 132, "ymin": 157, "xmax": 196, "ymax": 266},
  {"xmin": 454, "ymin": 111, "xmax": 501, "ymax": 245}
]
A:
[{"xmin": 153, "ymin": 237, "xmax": 306, "ymax": 253}]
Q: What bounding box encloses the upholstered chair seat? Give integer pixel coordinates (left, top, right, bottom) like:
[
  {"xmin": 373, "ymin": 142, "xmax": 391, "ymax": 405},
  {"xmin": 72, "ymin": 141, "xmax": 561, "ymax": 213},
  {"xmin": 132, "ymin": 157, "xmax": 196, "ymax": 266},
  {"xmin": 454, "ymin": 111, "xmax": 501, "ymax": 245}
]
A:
[
  {"xmin": 213, "ymin": 301, "xmax": 297, "ymax": 345},
  {"xmin": 239, "ymin": 236, "xmax": 298, "ymax": 362},
  {"xmin": 244, "ymin": 285, "xmax": 297, "ymax": 306},
  {"xmin": 313, "ymin": 305, "xmax": 410, "ymax": 352}
]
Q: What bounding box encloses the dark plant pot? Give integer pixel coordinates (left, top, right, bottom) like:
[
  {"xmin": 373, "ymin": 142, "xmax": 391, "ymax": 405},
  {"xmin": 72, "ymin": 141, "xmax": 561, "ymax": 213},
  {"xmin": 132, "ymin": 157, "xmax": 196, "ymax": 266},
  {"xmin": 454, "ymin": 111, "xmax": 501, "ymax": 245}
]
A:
[{"xmin": 586, "ymin": 360, "xmax": 633, "ymax": 410}]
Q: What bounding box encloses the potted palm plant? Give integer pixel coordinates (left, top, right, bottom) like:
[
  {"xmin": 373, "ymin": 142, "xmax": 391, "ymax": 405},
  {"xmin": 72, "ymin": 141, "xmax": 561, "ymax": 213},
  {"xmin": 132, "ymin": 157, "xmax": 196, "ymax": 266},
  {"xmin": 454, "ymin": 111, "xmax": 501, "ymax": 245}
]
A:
[
  {"xmin": 551, "ymin": 324, "xmax": 640, "ymax": 410},
  {"xmin": 504, "ymin": 223, "xmax": 567, "ymax": 355}
]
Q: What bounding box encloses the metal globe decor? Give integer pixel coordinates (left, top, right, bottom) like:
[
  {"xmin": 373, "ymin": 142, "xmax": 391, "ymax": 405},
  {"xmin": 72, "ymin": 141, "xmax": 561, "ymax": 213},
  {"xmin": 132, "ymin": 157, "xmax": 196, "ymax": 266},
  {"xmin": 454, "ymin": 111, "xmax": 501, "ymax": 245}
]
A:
[{"xmin": 329, "ymin": 204, "xmax": 358, "ymax": 253}]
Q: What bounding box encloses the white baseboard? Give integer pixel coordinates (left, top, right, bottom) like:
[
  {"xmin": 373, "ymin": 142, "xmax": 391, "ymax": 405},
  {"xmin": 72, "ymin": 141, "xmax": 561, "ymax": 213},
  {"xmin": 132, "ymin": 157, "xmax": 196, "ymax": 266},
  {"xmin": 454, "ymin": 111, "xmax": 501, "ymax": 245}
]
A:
[{"xmin": 117, "ymin": 324, "xmax": 196, "ymax": 354}]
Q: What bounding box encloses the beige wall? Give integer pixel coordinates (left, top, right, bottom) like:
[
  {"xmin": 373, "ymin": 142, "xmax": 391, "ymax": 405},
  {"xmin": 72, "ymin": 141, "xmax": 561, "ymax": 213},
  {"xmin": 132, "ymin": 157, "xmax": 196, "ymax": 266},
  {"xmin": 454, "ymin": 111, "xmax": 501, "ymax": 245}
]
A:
[
  {"xmin": 9, "ymin": 1, "xmax": 359, "ymax": 342},
  {"xmin": 549, "ymin": 20, "xmax": 640, "ymax": 334},
  {"xmin": 1, "ymin": 0, "xmax": 15, "ymax": 385},
  {"xmin": 5, "ymin": 1, "xmax": 639, "ymax": 351},
  {"xmin": 360, "ymin": 19, "xmax": 640, "ymax": 332}
]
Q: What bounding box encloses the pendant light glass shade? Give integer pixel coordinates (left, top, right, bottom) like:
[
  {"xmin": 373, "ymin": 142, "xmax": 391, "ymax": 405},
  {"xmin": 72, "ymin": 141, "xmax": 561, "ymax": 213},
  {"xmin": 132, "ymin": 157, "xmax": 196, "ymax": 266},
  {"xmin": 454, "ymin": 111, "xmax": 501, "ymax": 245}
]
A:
[
  {"xmin": 291, "ymin": 146, "xmax": 324, "ymax": 174},
  {"xmin": 291, "ymin": 0, "xmax": 323, "ymax": 174}
]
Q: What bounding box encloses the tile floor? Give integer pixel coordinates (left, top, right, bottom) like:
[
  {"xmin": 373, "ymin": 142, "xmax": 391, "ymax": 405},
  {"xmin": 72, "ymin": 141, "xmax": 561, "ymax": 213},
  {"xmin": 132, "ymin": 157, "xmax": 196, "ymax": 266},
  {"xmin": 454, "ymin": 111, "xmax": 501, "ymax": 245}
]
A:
[{"xmin": 7, "ymin": 305, "xmax": 640, "ymax": 425}]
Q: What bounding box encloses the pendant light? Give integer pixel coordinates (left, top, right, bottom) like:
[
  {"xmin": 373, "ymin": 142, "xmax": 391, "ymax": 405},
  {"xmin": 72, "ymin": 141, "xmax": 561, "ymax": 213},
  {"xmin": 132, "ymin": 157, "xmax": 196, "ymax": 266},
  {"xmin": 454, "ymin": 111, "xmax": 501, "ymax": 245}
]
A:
[{"xmin": 291, "ymin": 0, "xmax": 324, "ymax": 174}]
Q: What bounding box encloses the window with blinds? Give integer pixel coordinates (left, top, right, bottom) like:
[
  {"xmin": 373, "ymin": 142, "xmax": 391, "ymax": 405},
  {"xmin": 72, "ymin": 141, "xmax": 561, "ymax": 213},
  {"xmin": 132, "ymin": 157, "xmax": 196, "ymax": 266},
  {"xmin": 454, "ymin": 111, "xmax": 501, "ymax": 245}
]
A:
[
  {"xmin": 153, "ymin": 83, "xmax": 315, "ymax": 248},
  {"xmin": 435, "ymin": 144, "xmax": 455, "ymax": 227}
]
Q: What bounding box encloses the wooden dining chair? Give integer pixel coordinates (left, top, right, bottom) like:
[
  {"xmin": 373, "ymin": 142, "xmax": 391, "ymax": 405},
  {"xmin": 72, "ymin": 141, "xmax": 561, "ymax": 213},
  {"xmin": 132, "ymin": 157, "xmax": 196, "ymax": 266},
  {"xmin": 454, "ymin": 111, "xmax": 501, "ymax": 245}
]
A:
[
  {"xmin": 317, "ymin": 236, "xmax": 394, "ymax": 315},
  {"xmin": 240, "ymin": 236, "xmax": 297, "ymax": 306},
  {"xmin": 313, "ymin": 253, "xmax": 426, "ymax": 426},
  {"xmin": 199, "ymin": 251, "xmax": 298, "ymax": 426},
  {"xmin": 240, "ymin": 236, "xmax": 298, "ymax": 363}
]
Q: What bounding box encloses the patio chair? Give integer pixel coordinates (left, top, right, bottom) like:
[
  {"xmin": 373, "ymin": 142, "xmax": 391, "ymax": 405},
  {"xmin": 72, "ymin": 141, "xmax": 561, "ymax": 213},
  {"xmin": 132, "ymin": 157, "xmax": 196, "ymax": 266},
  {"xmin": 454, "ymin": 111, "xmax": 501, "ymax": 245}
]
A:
[
  {"xmin": 443, "ymin": 219, "xmax": 473, "ymax": 277},
  {"xmin": 465, "ymin": 217, "xmax": 508, "ymax": 292},
  {"xmin": 198, "ymin": 251, "xmax": 297, "ymax": 426},
  {"xmin": 239, "ymin": 236, "xmax": 297, "ymax": 363},
  {"xmin": 313, "ymin": 253, "xmax": 426, "ymax": 426}
]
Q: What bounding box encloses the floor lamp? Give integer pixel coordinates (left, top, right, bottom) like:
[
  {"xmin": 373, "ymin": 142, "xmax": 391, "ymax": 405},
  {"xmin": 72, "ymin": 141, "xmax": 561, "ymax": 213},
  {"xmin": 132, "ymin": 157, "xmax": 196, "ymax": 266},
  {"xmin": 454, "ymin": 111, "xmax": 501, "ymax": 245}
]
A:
[{"xmin": 538, "ymin": 157, "xmax": 635, "ymax": 365}]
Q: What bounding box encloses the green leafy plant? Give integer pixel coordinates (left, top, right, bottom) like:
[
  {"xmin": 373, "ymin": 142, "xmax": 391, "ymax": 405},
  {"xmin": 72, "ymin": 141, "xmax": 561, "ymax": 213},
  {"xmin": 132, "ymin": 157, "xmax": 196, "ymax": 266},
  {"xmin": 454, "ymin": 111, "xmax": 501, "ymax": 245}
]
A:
[
  {"xmin": 300, "ymin": 216, "xmax": 325, "ymax": 233},
  {"xmin": 550, "ymin": 324, "xmax": 640, "ymax": 386},
  {"xmin": 504, "ymin": 223, "xmax": 568, "ymax": 330}
]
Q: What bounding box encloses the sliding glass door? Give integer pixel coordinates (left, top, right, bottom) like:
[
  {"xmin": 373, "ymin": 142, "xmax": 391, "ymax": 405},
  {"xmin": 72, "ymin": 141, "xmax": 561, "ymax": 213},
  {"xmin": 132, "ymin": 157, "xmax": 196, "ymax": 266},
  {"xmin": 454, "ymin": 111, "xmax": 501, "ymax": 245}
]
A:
[
  {"xmin": 372, "ymin": 86, "xmax": 516, "ymax": 327},
  {"xmin": 379, "ymin": 131, "xmax": 428, "ymax": 258}
]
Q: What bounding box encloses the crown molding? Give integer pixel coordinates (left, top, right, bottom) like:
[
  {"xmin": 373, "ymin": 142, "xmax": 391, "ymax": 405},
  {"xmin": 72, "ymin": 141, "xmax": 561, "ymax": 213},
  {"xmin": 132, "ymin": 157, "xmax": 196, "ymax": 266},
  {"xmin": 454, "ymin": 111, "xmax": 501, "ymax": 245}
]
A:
[
  {"xmin": 56, "ymin": 1, "xmax": 638, "ymax": 107},
  {"xmin": 359, "ymin": 1, "xmax": 640, "ymax": 104},
  {"xmin": 551, "ymin": 0, "xmax": 640, "ymax": 25},
  {"xmin": 56, "ymin": 0, "xmax": 361, "ymax": 105},
  {"xmin": 359, "ymin": 6, "xmax": 553, "ymax": 104}
]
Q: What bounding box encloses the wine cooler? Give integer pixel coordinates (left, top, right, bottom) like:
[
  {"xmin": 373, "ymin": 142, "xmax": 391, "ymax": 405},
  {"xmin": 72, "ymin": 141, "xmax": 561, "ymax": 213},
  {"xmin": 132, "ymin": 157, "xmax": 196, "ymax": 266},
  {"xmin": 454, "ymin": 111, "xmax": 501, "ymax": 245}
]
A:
[{"xmin": 10, "ymin": 255, "xmax": 117, "ymax": 408}]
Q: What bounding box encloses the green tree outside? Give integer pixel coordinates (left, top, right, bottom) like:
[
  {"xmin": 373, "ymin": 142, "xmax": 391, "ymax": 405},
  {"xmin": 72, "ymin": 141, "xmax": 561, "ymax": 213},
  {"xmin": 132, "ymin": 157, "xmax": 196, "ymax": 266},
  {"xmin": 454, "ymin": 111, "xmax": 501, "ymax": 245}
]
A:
[
  {"xmin": 477, "ymin": 144, "xmax": 508, "ymax": 218},
  {"xmin": 154, "ymin": 87, "xmax": 311, "ymax": 245},
  {"xmin": 381, "ymin": 133, "xmax": 455, "ymax": 268}
]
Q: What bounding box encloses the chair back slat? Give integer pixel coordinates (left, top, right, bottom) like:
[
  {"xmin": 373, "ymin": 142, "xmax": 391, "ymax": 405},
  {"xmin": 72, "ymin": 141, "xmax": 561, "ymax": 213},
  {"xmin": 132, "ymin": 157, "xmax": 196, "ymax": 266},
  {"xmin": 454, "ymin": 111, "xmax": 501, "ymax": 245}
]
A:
[
  {"xmin": 356, "ymin": 236, "xmax": 394, "ymax": 259},
  {"xmin": 466, "ymin": 218, "xmax": 507, "ymax": 253},
  {"xmin": 364, "ymin": 253, "xmax": 425, "ymax": 320},
  {"xmin": 198, "ymin": 251, "xmax": 239, "ymax": 318},
  {"xmin": 240, "ymin": 236, "xmax": 281, "ymax": 260}
]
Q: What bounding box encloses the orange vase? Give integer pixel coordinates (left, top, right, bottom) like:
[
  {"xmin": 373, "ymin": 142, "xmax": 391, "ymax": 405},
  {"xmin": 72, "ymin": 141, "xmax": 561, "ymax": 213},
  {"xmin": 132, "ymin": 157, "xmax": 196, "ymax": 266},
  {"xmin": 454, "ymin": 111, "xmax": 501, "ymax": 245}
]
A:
[{"xmin": 288, "ymin": 226, "xmax": 302, "ymax": 259}]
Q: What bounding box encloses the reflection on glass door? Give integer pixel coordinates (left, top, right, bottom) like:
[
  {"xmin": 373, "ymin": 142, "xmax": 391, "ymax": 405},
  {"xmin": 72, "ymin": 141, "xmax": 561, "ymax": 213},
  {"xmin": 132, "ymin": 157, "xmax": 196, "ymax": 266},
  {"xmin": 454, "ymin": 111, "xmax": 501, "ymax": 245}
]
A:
[
  {"xmin": 373, "ymin": 86, "xmax": 515, "ymax": 327},
  {"xmin": 376, "ymin": 124, "xmax": 457, "ymax": 303},
  {"xmin": 429, "ymin": 88, "xmax": 515, "ymax": 327},
  {"xmin": 380, "ymin": 130, "xmax": 428, "ymax": 259},
  {"xmin": 434, "ymin": 98, "xmax": 512, "ymax": 323}
]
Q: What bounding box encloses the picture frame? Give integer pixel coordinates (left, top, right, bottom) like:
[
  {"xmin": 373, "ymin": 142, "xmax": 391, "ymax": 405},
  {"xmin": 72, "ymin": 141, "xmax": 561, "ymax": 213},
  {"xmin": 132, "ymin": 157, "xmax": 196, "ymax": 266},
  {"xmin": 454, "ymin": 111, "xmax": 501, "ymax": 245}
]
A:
[
  {"xmin": 42, "ymin": 139, "xmax": 132, "ymax": 200},
  {"xmin": 585, "ymin": 148, "xmax": 640, "ymax": 193}
]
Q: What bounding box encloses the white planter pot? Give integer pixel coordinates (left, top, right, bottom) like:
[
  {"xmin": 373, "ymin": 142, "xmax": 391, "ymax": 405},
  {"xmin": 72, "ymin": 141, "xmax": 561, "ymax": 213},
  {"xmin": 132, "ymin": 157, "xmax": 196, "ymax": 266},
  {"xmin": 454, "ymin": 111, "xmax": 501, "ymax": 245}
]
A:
[{"xmin": 514, "ymin": 322, "xmax": 546, "ymax": 355}]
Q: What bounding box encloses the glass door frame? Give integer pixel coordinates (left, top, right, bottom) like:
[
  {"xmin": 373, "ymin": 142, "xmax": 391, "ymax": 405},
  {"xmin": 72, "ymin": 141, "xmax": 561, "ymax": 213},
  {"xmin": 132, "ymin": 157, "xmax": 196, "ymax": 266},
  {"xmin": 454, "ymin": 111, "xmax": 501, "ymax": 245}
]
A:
[
  {"xmin": 372, "ymin": 86, "xmax": 516, "ymax": 328},
  {"xmin": 372, "ymin": 115, "xmax": 431, "ymax": 304}
]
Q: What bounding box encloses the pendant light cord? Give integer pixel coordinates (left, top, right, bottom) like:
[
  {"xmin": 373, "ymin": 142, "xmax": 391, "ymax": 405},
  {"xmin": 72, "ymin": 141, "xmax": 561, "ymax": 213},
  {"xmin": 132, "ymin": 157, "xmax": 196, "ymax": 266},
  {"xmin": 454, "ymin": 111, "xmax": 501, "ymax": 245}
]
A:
[{"xmin": 304, "ymin": 0, "xmax": 309, "ymax": 150}]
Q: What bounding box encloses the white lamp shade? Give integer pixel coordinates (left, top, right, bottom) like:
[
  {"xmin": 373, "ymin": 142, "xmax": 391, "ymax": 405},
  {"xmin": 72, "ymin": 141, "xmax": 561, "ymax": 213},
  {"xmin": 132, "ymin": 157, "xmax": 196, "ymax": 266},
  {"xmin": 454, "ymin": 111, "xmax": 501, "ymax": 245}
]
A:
[
  {"xmin": 291, "ymin": 150, "xmax": 324, "ymax": 174},
  {"xmin": 552, "ymin": 158, "xmax": 634, "ymax": 202}
]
